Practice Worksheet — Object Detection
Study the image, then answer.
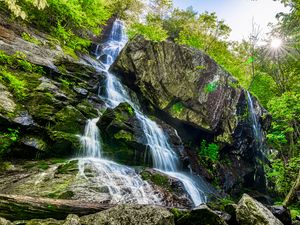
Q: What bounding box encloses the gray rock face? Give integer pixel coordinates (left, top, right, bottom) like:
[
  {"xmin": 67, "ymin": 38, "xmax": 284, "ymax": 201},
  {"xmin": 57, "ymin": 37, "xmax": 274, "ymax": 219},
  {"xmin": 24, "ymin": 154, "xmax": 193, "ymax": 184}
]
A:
[
  {"xmin": 80, "ymin": 205, "xmax": 174, "ymax": 225},
  {"xmin": 112, "ymin": 36, "xmax": 270, "ymax": 193},
  {"xmin": 236, "ymin": 194, "xmax": 283, "ymax": 225}
]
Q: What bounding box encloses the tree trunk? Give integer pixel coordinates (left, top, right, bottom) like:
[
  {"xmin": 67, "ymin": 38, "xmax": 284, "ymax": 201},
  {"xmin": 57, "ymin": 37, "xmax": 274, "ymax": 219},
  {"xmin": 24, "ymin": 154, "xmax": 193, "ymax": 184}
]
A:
[
  {"xmin": 0, "ymin": 194, "xmax": 114, "ymax": 221},
  {"xmin": 283, "ymin": 169, "xmax": 300, "ymax": 207}
]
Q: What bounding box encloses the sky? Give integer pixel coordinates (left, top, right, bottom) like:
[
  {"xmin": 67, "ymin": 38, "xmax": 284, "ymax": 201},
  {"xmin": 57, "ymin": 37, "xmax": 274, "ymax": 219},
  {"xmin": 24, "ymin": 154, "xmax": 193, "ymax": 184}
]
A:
[{"xmin": 173, "ymin": 0, "xmax": 290, "ymax": 42}]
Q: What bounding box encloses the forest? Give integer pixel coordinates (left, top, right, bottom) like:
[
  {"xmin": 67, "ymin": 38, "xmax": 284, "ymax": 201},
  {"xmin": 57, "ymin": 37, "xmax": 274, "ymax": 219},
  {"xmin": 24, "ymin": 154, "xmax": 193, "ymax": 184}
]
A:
[{"xmin": 0, "ymin": 0, "xmax": 299, "ymax": 224}]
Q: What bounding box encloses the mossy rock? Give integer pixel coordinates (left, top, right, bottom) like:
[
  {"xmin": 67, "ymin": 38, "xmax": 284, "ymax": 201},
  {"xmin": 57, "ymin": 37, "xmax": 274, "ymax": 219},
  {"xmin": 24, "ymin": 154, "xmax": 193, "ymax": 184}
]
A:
[
  {"xmin": 56, "ymin": 160, "xmax": 78, "ymax": 174},
  {"xmin": 48, "ymin": 131, "xmax": 81, "ymax": 156},
  {"xmin": 140, "ymin": 169, "xmax": 171, "ymax": 191},
  {"xmin": 75, "ymin": 100, "xmax": 98, "ymax": 119},
  {"xmin": 51, "ymin": 106, "xmax": 86, "ymax": 134},
  {"xmin": 171, "ymin": 205, "xmax": 227, "ymax": 225}
]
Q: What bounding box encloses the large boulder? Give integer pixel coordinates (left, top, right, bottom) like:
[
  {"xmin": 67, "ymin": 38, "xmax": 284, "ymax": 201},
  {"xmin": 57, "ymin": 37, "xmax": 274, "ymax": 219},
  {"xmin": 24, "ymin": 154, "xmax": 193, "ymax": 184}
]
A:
[
  {"xmin": 236, "ymin": 194, "xmax": 283, "ymax": 225},
  {"xmin": 112, "ymin": 36, "xmax": 270, "ymax": 193},
  {"xmin": 80, "ymin": 205, "xmax": 174, "ymax": 225},
  {"xmin": 171, "ymin": 205, "xmax": 227, "ymax": 225},
  {"xmin": 140, "ymin": 168, "xmax": 193, "ymax": 208}
]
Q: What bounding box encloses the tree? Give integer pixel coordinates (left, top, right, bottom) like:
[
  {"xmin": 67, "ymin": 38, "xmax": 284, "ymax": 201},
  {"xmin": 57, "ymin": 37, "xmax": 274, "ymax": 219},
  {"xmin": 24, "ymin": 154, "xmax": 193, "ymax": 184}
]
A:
[{"xmin": 1, "ymin": 0, "xmax": 47, "ymax": 19}]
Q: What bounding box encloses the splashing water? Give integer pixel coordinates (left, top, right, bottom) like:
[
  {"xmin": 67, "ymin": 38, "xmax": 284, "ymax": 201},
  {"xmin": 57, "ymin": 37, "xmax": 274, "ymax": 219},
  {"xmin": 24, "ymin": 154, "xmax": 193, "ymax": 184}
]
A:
[{"xmin": 96, "ymin": 20, "xmax": 207, "ymax": 206}]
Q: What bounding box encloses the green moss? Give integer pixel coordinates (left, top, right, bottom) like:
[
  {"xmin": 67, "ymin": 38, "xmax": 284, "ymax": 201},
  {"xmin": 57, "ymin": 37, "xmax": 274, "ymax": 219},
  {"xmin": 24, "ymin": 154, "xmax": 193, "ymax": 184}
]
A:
[
  {"xmin": 21, "ymin": 32, "xmax": 42, "ymax": 45},
  {"xmin": 289, "ymin": 205, "xmax": 300, "ymax": 220},
  {"xmin": 0, "ymin": 70, "xmax": 28, "ymax": 99},
  {"xmin": 114, "ymin": 130, "xmax": 134, "ymax": 142},
  {"xmin": 51, "ymin": 106, "xmax": 85, "ymax": 134},
  {"xmin": 76, "ymin": 100, "xmax": 98, "ymax": 119},
  {"xmin": 140, "ymin": 170, "xmax": 172, "ymax": 191},
  {"xmin": 171, "ymin": 208, "xmax": 191, "ymax": 221},
  {"xmin": 56, "ymin": 160, "xmax": 78, "ymax": 174},
  {"xmin": 37, "ymin": 161, "xmax": 49, "ymax": 170}
]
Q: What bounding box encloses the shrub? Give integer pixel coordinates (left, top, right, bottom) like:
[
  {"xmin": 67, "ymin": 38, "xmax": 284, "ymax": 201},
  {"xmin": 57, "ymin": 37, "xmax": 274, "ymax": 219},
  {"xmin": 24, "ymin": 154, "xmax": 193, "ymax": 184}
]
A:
[{"xmin": 199, "ymin": 140, "xmax": 219, "ymax": 161}]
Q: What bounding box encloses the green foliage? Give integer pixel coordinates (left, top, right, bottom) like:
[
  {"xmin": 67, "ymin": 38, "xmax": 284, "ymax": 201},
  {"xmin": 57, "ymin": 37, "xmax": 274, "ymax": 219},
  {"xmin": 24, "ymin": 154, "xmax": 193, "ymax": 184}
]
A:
[
  {"xmin": 21, "ymin": 32, "xmax": 42, "ymax": 45},
  {"xmin": 267, "ymin": 92, "xmax": 300, "ymax": 156},
  {"xmin": 171, "ymin": 102, "xmax": 184, "ymax": 114},
  {"xmin": 0, "ymin": 51, "xmax": 44, "ymax": 73},
  {"xmin": 266, "ymin": 157, "xmax": 300, "ymax": 197},
  {"xmin": 0, "ymin": 128, "xmax": 19, "ymax": 157},
  {"xmin": 199, "ymin": 140, "xmax": 219, "ymax": 161},
  {"xmin": 128, "ymin": 22, "xmax": 168, "ymax": 42},
  {"xmin": 0, "ymin": 70, "xmax": 27, "ymax": 99}
]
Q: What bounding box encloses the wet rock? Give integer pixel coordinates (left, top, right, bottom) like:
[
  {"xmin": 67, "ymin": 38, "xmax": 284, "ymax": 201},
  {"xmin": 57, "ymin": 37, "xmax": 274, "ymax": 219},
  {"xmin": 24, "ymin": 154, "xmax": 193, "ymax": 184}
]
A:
[
  {"xmin": 140, "ymin": 168, "xmax": 193, "ymax": 208},
  {"xmin": 236, "ymin": 194, "xmax": 283, "ymax": 225},
  {"xmin": 271, "ymin": 206, "xmax": 292, "ymax": 225},
  {"xmin": 80, "ymin": 204, "xmax": 174, "ymax": 225},
  {"xmin": 13, "ymin": 111, "xmax": 35, "ymax": 127},
  {"xmin": 97, "ymin": 103, "xmax": 148, "ymax": 166}
]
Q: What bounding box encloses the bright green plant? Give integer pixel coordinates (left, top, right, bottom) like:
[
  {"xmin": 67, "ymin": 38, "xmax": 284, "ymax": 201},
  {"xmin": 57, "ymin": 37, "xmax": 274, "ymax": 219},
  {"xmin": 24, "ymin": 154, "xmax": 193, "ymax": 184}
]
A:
[
  {"xmin": 0, "ymin": 70, "xmax": 27, "ymax": 99},
  {"xmin": 199, "ymin": 140, "xmax": 219, "ymax": 161},
  {"xmin": 0, "ymin": 128, "xmax": 19, "ymax": 157},
  {"xmin": 171, "ymin": 102, "xmax": 184, "ymax": 114},
  {"xmin": 21, "ymin": 32, "xmax": 42, "ymax": 45},
  {"xmin": 128, "ymin": 22, "xmax": 168, "ymax": 42},
  {"xmin": 266, "ymin": 157, "xmax": 300, "ymax": 197}
]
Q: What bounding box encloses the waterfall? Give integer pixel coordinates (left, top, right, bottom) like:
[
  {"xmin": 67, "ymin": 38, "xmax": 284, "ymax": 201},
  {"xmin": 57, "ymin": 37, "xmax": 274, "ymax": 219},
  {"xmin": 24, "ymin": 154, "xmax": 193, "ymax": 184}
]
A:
[
  {"xmin": 246, "ymin": 91, "xmax": 264, "ymax": 152},
  {"xmin": 95, "ymin": 20, "xmax": 207, "ymax": 206},
  {"xmin": 80, "ymin": 118, "xmax": 101, "ymax": 158},
  {"xmin": 78, "ymin": 63, "xmax": 161, "ymax": 204}
]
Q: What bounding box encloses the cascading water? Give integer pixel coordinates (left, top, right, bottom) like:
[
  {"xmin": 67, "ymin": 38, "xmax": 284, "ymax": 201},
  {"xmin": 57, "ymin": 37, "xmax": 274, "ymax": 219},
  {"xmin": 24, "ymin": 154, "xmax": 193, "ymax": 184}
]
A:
[
  {"xmin": 95, "ymin": 19, "xmax": 207, "ymax": 206},
  {"xmin": 78, "ymin": 95, "xmax": 161, "ymax": 204},
  {"xmin": 246, "ymin": 91, "xmax": 265, "ymax": 152}
]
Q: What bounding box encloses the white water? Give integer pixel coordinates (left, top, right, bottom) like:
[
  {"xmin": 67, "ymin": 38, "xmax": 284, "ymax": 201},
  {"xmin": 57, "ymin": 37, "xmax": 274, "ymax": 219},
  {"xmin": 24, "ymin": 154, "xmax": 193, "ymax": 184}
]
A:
[
  {"xmin": 77, "ymin": 158, "xmax": 161, "ymax": 204},
  {"xmin": 80, "ymin": 118, "xmax": 101, "ymax": 158},
  {"xmin": 79, "ymin": 82, "xmax": 161, "ymax": 204},
  {"xmin": 95, "ymin": 20, "xmax": 207, "ymax": 206},
  {"xmin": 246, "ymin": 91, "xmax": 264, "ymax": 152}
]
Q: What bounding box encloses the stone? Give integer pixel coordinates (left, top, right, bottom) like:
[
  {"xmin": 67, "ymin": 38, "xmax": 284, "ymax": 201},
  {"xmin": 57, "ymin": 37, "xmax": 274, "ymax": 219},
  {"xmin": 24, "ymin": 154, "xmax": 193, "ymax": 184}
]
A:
[
  {"xmin": 73, "ymin": 87, "xmax": 88, "ymax": 97},
  {"xmin": 0, "ymin": 83, "xmax": 16, "ymax": 115},
  {"xmin": 20, "ymin": 135, "xmax": 47, "ymax": 152},
  {"xmin": 112, "ymin": 35, "xmax": 271, "ymax": 194},
  {"xmin": 22, "ymin": 218, "xmax": 62, "ymax": 225},
  {"xmin": 63, "ymin": 214, "xmax": 80, "ymax": 225},
  {"xmin": 172, "ymin": 205, "xmax": 227, "ymax": 225},
  {"xmin": 236, "ymin": 194, "xmax": 283, "ymax": 225},
  {"xmin": 140, "ymin": 168, "xmax": 193, "ymax": 208},
  {"xmin": 97, "ymin": 102, "xmax": 148, "ymax": 166},
  {"xmin": 271, "ymin": 205, "xmax": 292, "ymax": 225},
  {"xmin": 80, "ymin": 204, "xmax": 174, "ymax": 225},
  {"xmin": 13, "ymin": 111, "xmax": 35, "ymax": 127}
]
